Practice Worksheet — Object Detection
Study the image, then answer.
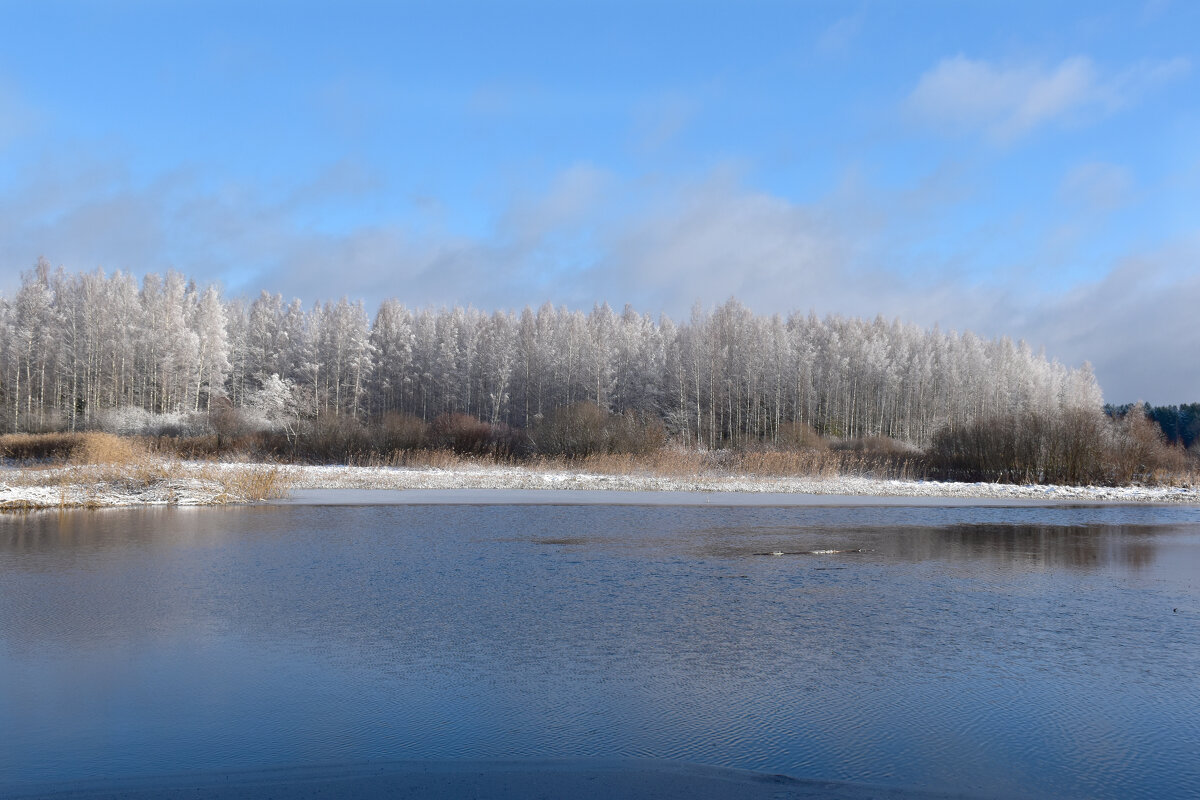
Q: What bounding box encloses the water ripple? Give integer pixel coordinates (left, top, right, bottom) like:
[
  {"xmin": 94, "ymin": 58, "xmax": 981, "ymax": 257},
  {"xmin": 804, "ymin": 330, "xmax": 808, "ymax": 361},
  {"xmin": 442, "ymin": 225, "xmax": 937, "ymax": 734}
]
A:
[{"xmin": 1, "ymin": 504, "xmax": 1198, "ymax": 799}]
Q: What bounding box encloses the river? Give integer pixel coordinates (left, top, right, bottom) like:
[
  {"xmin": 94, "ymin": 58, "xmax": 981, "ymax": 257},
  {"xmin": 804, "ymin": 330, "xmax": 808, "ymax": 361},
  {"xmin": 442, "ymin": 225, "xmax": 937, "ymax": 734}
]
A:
[{"xmin": 2, "ymin": 499, "xmax": 1198, "ymax": 798}]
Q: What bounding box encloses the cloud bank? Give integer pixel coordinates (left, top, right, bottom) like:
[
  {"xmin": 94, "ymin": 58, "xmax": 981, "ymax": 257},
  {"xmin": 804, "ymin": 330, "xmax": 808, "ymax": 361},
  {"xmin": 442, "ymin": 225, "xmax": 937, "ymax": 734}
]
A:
[
  {"xmin": 908, "ymin": 55, "xmax": 1189, "ymax": 141},
  {"xmin": 1, "ymin": 148, "xmax": 1196, "ymax": 404}
]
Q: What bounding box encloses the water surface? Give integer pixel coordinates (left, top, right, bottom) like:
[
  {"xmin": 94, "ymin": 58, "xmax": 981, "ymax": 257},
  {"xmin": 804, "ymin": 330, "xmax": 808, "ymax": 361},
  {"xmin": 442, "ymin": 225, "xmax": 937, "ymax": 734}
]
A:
[{"xmin": 2, "ymin": 501, "xmax": 1198, "ymax": 798}]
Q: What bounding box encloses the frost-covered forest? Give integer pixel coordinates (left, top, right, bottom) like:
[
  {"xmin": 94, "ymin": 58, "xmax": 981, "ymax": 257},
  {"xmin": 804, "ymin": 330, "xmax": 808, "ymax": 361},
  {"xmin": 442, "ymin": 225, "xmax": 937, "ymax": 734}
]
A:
[{"xmin": 0, "ymin": 260, "xmax": 1103, "ymax": 446}]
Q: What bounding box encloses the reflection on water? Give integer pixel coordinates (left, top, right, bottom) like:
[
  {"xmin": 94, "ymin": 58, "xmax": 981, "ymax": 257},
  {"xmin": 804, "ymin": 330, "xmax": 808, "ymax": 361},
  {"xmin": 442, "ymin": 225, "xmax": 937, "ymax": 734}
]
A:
[
  {"xmin": 694, "ymin": 522, "xmax": 1167, "ymax": 571},
  {"xmin": 901, "ymin": 523, "xmax": 1162, "ymax": 570},
  {"xmin": 1, "ymin": 503, "xmax": 1199, "ymax": 799}
]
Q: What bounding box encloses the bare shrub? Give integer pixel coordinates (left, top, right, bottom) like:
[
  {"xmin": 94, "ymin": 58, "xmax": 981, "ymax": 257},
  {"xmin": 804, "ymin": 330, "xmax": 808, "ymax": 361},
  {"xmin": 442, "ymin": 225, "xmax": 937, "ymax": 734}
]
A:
[
  {"xmin": 532, "ymin": 402, "xmax": 609, "ymax": 457},
  {"xmin": 831, "ymin": 435, "xmax": 921, "ymax": 458},
  {"xmin": 377, "ymin": 412, "xmax": 429, "ymax": 451},
  {"xmin": 607, "ymin": 411, "xmax": 667, "ymax": 455},
  {"xmin": 776, "ymin": 421, "xmax": 828, "ymax": 450},
  {"xmin": 922, "ymin": 409, "xmax": 1190, "ymax": 486},
  {"xmin": 303, "ymin": 413, "xmax": 372, "ymax": 462},
  {"xmin": 1107, "ymin": 404, "xmax": 1189, "ymax": 484},
  {"xmin": 926, "ymin": 414, "xmax": 1060, "ymax": 484},
  {"xmin": 430, "ymin": 413, "xmax": 493, "ymax": 454},
  {"xmin": 208, "ymin": 395, "xmax": 260, "ymax": 439},
  {"xmin": 487, "ymin": 422, "xmax": 531, "ymax": 459},
  {"xmin": 531, "ymin": 404, "xmax": 664, "ymax": 457}
]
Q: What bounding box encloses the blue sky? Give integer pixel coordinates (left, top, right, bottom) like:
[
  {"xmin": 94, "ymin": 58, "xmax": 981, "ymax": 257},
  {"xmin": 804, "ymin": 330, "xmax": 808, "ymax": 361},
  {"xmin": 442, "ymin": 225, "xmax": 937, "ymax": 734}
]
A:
[{"xmin": 1, "ymin": 0, "xmax": 1197, "ymax": 401}]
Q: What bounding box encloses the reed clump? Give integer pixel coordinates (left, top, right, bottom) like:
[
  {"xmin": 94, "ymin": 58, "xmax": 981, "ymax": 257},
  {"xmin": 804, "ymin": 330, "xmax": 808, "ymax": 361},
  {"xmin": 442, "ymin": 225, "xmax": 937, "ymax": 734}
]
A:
[
  {"xmin": 0, "ymin": 431, "xmax": 150, "ymax": 466},
  {"xmin": 208, "ymin": 465, "xmax": 293, "ymax": 501},
  {"xmin": 0, "ymin": 432, "xmax": 89, "ymax": 462},
  {"xmin": 522, "ymin": 445, "xmax": 915, "ymax": 481},
  {"xmin": 68, "ymin": 432, "xmax": 148, "ymax": 466},
  {"xmin": 0, "ymin": 432, "xmax": 294, "ymax": 508}
]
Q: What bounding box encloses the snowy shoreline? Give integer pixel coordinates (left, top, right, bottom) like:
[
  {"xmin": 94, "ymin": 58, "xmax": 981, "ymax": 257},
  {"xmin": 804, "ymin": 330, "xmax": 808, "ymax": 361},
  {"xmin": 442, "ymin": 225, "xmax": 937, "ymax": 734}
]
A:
[
  {"xmin": 277, "ymin": 463, "xmax": 1200, "ymax": 504},
  {"xmin": 3, "ymin": 461, "xmax": 1199, "ymax": 509}
]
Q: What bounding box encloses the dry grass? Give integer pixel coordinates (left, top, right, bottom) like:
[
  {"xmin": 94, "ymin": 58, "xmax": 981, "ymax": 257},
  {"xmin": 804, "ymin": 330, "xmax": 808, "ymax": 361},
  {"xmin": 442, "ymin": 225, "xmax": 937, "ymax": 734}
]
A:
[
  {"xmin": 204, "ymin": 464, "xmax": 293, "ymax": 501},
  {"xmin": 1141, "ymin": 460, "xmax": 1200, "ymax": 488},
  {"xmin": 349, "ymin": 448, "xmax": 474, "ymax": 470},
  {"xmin": 0, "ymin": 437, "xmax": 293, "ymax": 509},
  {"xmin": 4, "ymin": 430, "xmax": 1190, "ymax": 509},
  {"xmin": 523, "ymin": 447, "xmax": 916, "ymax": 480},
  {"xmin": 734, "ymin": 449, "xmax": 919, "ymax": 479},
  {"xmin": 541, "ymin": 449, "xmax": 708, "ymax": 477},
  {"xmin": 0, "ymin": 432, "xmax": 82, "ymax": 461},
  {"xmin": 69, "ymin": 432, "xmax": 147, "ymax": 465},
  {"xmin": 0, "ymin": 431, "xmax": 149, "ymax": 465},
  {"xmin": 342, "ymin": 444, "xmax": 919, "ymax": 480}
]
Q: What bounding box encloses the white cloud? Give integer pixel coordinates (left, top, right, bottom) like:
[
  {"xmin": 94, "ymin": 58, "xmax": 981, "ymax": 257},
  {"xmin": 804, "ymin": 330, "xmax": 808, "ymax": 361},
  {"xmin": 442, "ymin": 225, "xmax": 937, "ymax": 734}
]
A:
[
  {"xmin": 1106, "ymin": 56, "xmax": 1191, "ymax": 106},
  {"xmin": 2, "ymin": 152, "xmax": 1197, "ymax": 403},
  {"xmin": 588, "ymin": 176, "xmax": 848, "ymax": 313},
  {"xmin": 1059, "ymin": 162, "xmax": 1134, "ymax": 214},
  {"xmin": 908, "ymin": 54, "xmax": 1189, "ymax": 141},
  {"xmin": 499, "ymin": 163, "xmax": 614, "ymax": 246},
  {"xmin": 816, "ymin": 11, "xmax": 865, "ymax": 56},
  {"xmin": 0, "ymin": 81, "xmax": 40, "ymax": 151},
  {"xmin": 632, "ymin": 93, "xmax": 700, "ymax": 153},
  {"xmin": 1004, "ymin": 243, "xmax": 1200, "ymax": 402}
]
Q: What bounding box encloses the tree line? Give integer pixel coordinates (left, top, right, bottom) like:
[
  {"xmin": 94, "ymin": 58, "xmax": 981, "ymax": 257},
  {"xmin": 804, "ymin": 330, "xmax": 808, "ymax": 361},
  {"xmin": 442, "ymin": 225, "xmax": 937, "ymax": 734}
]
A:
[{"xmin": 1, "ymin": 260, "xmax": 1104, "ymax": 449}]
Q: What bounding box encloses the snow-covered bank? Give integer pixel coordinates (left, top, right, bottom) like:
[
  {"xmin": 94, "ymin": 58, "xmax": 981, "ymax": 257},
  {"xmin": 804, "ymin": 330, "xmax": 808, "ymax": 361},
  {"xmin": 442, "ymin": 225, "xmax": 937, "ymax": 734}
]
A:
[
  {"xmin": 282, "ymin": 488, "xmax": 1129, "ymax": 507},
  {"xmin": 270, "ymin": 462, "xmax": 1200, "ymax": 504},
  {"xmin": 0, "ymin": 462, "xmax": 287, "ymax": 510},
  {"xmin": 3, "ymin": 460, "xmax": 1198, "ymax": 509},
  {"xmin": 0, "ymin": 478, "xmax": 229, "ymax": 509}
]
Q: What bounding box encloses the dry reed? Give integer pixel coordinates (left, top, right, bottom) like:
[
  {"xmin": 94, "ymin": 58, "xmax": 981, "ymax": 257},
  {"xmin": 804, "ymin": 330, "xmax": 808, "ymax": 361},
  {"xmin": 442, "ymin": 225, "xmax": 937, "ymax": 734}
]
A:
[
  {"xmin": 0, "ymin": 433, "xmax": 294, "ymax": 509},
  {"xmin": 205, "ymin": 464, "xmax": 293, "ymax": 501},
  {"xmin": 524, "ymin": 447, "xmax": 915, "ymax": 480}
]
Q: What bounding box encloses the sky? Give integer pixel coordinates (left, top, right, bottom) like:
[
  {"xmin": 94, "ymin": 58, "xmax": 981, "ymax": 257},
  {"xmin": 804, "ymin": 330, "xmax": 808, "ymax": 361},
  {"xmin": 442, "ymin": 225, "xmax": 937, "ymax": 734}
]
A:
[{"xmin": 0, "ymin": 0, "xmax": 1197, "ymax": 403}]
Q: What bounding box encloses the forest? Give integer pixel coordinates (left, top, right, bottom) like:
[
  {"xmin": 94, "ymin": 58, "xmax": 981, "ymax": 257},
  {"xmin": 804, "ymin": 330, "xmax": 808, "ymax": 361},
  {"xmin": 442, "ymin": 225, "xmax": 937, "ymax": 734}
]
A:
[{"xmin": 0, "ymin": 260, "xmax": 1190, "ymax": 485}]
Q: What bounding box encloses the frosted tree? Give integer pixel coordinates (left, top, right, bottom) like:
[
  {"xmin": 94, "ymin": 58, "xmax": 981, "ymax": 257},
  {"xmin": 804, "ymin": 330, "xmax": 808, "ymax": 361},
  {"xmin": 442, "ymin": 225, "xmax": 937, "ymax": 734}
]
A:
[
  {"xmin": 0, "ymin": 263, "xmax": 1110, "ymax": 446},
  {"xmin": 246, "ymin": 291, "xmax": 285, "ymax": 384},
  {"xmin": 319, "ymin": 298, "xmax": 373, "ymax": 417},
  {"xmin": 193, "ymin": 284, "xmax": 231, "ymax": 411},
  {"xmin": 368, "ymin": 299, "xmax": 415, "ymax": 415},
  {"xmin": 11, "ymin": 259, "xmax": 55, "ymax": 430},
  {"xmin": 480, "ymin": 310, "xmax": 516, "ymax": 425},
  {"xmin": 247, "ymin": 373, "xmax": 300, "ymax": 443}
]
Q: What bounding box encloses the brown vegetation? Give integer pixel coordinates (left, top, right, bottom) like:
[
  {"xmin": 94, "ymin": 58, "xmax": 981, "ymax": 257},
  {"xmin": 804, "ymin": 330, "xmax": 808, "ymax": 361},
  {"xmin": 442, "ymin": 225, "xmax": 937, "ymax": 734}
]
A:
[
  {"xmin": 923, "ymin": 407, "xmax": 1195, "ymax": 486},
  {"xmin": 0, "ymin": 432, "xmax": 85, "ymax": 461},
  {"xmin": 5, "ymin": 404, "xmax": 1196, "ymax": 496},
  {"xmin": 532, "ymin": 403, "xmax": 666, "ymax": 457},
  {"xmin": 0, "ymin": 432, "xmax": 147, "ymax": 464},
  {"xmin": 0, "ymin": 432, "xmax": 291, "ymax": 509}
]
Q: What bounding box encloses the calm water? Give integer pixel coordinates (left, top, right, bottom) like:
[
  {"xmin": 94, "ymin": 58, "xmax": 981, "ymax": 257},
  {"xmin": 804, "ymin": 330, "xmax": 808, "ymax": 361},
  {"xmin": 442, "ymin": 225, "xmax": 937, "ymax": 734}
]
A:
[{"xmin": 2, "ymin": 502, "xmax": 1199, "ymax": 798}]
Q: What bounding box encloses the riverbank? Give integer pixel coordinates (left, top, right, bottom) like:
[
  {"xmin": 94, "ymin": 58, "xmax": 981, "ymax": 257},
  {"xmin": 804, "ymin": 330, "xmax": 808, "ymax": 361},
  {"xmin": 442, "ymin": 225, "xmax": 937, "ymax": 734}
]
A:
[
  {"xmin": 0, "ymin": 461, "xmax": 288, "ymax": 510},
  {"xmin": 277, "ymin": 462, "xmax": 1200, "ymax": 503},
  {"xmin": 3, "ymin": 459, "xmax": 1200, "ymax": 509}
]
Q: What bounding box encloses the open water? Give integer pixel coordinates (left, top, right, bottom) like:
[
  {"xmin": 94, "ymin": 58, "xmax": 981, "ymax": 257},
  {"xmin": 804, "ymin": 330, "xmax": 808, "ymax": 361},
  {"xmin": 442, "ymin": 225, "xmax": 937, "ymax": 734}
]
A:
[{"xmin": 2, "ymin": 501, "xmax": 1198, "ymax": 798}]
